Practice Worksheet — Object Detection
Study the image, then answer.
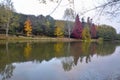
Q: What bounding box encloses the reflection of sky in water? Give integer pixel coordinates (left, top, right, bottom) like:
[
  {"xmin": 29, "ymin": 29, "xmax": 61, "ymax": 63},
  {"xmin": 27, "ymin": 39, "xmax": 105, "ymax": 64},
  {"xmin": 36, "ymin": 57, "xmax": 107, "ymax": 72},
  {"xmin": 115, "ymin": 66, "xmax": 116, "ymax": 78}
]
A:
[{"xmin": 1, "ymin": 47, "xmax": 120, "ymax": 80}]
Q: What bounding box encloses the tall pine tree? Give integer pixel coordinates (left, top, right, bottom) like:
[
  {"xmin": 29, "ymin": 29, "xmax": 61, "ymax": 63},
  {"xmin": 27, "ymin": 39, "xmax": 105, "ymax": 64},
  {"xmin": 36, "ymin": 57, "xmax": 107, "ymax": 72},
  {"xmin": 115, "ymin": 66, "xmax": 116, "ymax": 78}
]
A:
[{"xmin": 71, "ymin": 15, "xmax": 83, "ymax": 39}]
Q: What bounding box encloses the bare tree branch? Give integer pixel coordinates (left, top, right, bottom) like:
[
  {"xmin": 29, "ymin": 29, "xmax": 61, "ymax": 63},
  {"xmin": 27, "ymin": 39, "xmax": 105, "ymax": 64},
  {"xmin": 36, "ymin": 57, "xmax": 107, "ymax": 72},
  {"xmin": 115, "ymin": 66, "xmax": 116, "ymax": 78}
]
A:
[{"xmin": 49, "ymin": 0, "xmax": 62, "ymax": 15}]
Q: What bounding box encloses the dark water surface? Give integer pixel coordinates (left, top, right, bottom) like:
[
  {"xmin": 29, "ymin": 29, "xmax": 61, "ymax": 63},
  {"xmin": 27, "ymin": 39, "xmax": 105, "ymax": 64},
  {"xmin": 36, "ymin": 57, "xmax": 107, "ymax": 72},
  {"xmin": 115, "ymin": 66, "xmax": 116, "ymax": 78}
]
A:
[{"xmin": 0, "ymin": 41, "xmax": 120, "ymax": 80}]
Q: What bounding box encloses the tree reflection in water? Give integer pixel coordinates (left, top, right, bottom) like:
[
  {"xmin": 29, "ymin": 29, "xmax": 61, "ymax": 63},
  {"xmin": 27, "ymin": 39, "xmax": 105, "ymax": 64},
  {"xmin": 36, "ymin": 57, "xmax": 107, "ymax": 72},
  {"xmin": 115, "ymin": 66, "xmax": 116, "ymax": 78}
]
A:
[
  {"xmin": 62, "ymin": 42, "xmax": 117, "ymax": 71},
  {"xmin": 24, "ymin": 42, "xmax": 32, "ymax": 60},
  {"xmin": 0, "ymin": 42, "xmax": 15, "ymax": 80},
  {"xmin": 70, "ymin": 42, "xmax": 93, "ymax": 65},
  {"xmin": 62, "ymin": 57, "xmax": 74, "ymax": 71},
  {"xmin": 0, "ymin": 41, "xmax": 119, "ymax": 78},
  {"xmin": 0, "ymin": 64, "xmax": 15, "ymax": 80}
]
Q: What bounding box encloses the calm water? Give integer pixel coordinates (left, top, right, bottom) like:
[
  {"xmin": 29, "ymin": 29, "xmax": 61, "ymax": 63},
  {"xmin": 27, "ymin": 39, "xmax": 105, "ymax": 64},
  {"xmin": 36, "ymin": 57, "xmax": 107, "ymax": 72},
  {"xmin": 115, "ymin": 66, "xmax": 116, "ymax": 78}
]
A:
[{"xmin": 0, "ymin": 41, "xmax": 120, "ymax": 80}]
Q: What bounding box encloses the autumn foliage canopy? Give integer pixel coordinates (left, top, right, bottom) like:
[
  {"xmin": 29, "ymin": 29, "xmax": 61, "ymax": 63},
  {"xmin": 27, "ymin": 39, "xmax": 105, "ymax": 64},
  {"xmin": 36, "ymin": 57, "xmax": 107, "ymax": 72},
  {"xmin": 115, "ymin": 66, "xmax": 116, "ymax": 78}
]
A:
[
  {"xmin": 24, "ymin": 19, "xmax": 32, "ymax": 36},
  {"xmin": 71, "ymin": 14, "xmax": 97, "ymax": 40},
  {"xmin": 71, "ymin": 15, "xmax": 83, "ymax": 39}
]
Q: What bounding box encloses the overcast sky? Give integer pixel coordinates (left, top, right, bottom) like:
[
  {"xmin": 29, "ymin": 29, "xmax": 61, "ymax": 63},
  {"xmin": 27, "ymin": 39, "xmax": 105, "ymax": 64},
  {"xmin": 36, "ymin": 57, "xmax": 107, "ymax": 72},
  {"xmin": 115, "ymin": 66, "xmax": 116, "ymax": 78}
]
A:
[
  {"xmin": 11, "ymin": 0, "xmax": 120, "ymax": 33},
  {"xmin": 11, "ymin": 0, "xmax": 99, "ymax": 19}
]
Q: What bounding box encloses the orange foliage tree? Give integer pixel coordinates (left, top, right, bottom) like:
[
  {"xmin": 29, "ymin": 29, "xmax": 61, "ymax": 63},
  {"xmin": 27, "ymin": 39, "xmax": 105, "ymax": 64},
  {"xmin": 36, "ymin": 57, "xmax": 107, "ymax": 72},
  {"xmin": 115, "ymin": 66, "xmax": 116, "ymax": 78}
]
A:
[{"xmin": 24, "ymin": 19, "xmax": 32, "ymax": 36}]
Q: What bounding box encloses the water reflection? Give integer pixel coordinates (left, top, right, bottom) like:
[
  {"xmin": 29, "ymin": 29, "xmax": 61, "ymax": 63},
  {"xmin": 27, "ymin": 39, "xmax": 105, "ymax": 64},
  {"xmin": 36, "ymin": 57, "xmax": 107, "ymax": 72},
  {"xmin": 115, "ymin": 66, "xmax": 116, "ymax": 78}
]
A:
[
  {"xmin": 0, "ymin": 64, "xmax": 15, "ymax": 80},
  {"xmin": 62, "ymin": 57, "xmax": 74, "ymax": 71},
  {"xmin": 70, "ymin": 42, "xmax": 116, "ymax": 66},
  {"xmin": 24, "ymin": 42, "xmax": 32, "ymax": 59},
  {"xmin": 0, "ymin": 41, "xmax": 119, "ymax": 80},
  {"xmin": 0, "ymin": 42, "xmax": 16, "ymax": 80}
]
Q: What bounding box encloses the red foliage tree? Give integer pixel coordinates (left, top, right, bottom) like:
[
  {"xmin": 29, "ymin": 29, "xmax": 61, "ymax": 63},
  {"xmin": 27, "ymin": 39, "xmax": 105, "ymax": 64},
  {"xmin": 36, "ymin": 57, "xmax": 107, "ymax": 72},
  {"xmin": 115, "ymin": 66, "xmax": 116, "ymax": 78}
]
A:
[
  {"xmin": 71, "ymin": 15, "xmax": 83, "ymax": 39},
  {"xmin": 90, "ymin": 24, "xmax": 97, "ymax": 38}
]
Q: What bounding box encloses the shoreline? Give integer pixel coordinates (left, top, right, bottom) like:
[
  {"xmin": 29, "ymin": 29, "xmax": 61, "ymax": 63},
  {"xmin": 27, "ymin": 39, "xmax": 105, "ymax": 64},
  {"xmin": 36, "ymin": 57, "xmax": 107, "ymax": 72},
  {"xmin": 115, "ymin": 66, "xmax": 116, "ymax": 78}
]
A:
[
  {"xmin": 0, "ymin": 35, "xmax": 99, "ymax": 43},
  {"xmin": 0, "ymin": 36, "xmax": 82, "ymax": 43}
]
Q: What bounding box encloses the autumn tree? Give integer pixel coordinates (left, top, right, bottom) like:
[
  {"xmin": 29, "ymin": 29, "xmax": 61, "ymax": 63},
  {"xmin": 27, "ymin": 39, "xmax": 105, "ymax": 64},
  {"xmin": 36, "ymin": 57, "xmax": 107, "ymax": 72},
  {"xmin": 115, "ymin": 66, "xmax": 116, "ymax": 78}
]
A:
[
  {"xmin": 24, "ymin": 19, "xmax": 32, "ymax": 36},
  {"xmin": 82, "ymin": 25, "xmax": 91, "ymax": 41},
  {"xmin": 54, "ymin": 26, "xmax": 64, "ymax": 37},
  {"xmin": 71, "ymin": 14, "xmax": 83, "ymax": 39}
]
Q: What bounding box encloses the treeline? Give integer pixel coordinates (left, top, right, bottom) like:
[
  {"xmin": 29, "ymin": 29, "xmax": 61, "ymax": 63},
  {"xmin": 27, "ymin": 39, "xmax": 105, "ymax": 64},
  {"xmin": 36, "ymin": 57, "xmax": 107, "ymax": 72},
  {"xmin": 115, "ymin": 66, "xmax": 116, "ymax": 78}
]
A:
[
  {"xmin": 0, "ymin": 12, "xmax": 119, "ymax": 40},
  {"xmin": 15, "ymin": 13, "xmax": 56, "ymax": 37},
  {"xmin": 0, "ymin": 12, "xmax": 56, "ymax": 36},
  {"xmin": 97, "ymin": 25, "xmax": 120, "ymax": 40},
  {"xmin": 0, "ymin": 11, "xmax": 74, "ymax": 37}
]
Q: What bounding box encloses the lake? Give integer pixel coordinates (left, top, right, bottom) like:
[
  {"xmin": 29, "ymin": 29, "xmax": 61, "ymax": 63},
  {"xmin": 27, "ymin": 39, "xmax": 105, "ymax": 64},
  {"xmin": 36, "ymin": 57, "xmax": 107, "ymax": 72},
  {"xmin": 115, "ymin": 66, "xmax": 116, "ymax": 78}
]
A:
[{"xmin": 0, "ymin": 41, "xmax": 120, "ymax": 80}]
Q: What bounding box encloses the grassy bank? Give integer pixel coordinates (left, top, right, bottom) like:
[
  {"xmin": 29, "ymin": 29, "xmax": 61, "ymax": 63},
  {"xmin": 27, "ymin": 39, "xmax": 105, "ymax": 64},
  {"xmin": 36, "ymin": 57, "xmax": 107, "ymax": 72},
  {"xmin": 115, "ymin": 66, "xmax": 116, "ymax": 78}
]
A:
[
  {"xmin": 0, "ymin": 34, "xmax": 100, "ymax": 43},
  {"xmin": 0, "ymin": 35, "xmax": 81, "ymax": 42}
]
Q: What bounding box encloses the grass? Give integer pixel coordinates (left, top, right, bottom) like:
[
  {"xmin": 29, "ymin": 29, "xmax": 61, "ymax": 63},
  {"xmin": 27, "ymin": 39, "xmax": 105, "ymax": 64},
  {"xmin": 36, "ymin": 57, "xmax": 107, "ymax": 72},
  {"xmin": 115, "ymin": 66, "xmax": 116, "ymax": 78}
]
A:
[
  {"xmin": 0, "ymin": 34, "xmax": 100, "ymax": 43},
  {"xmin": 0, "ymin": 35, "xmax": 80, "ymax": 43}
]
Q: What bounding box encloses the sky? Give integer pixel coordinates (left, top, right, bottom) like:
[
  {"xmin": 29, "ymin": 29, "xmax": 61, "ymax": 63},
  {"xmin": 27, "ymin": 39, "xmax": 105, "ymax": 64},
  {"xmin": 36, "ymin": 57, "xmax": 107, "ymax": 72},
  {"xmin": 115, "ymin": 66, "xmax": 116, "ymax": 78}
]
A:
[
  {"xmin": 11, "ymin": 0, "xmax": 120, "ymax": 33},
  {"xmin": 11, "ymin": 0, "xmax": 98, "ymax": 19}
]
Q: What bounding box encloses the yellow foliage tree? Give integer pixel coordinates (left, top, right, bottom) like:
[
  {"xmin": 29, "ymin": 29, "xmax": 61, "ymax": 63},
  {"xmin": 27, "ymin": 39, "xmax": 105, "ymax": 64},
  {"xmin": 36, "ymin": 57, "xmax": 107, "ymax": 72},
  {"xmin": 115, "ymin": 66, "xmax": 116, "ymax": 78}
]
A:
[
  {"xmin": 82, "ymin": 25, "xmax": 91, "ymax": 41},
  {"xmin": 24, "ymin": 19, "xmax": 32, "ymax": 36},
  {"xmin": 54, "ymin": 26, "xmax": 64, "ymax": 37}
]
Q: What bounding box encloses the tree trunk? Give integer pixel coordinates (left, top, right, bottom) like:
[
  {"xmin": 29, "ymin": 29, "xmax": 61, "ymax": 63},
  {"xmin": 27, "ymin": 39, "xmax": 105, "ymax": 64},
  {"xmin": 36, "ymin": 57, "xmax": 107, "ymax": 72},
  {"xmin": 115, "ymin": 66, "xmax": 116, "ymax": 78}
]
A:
[
  {"xmin": 67, "ymin": 20, "xmax": 71, "ymax": 39},
  {"xmin": 68, "ymin": 26, "xmax": 71, "ymax": 39},
  {"xmin": 6, "ymin": 21, "xmax": 9, "ymax": 37}
]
